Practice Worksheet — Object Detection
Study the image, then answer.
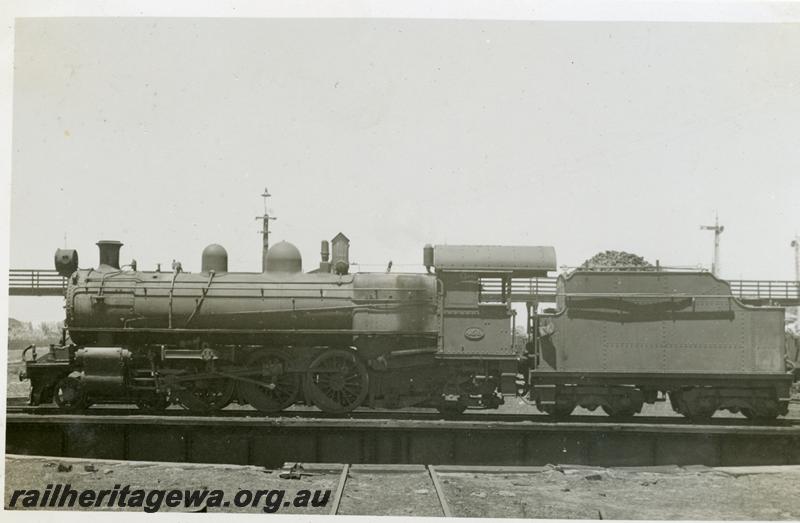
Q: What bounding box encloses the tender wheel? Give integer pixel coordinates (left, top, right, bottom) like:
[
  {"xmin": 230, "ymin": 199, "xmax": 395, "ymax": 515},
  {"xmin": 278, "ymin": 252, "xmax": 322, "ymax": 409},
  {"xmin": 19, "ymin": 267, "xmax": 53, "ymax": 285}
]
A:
[
  {"xmin": 173, "ymin": 376, "xmax": 235, "ymax": 413},
  {"xmin": 239, "ymin": 351, "xmax": 301, "ymax": 413},
  {"xmin": 742, "ymin": 399, "xmax": 780, "ymax": 422},
  {"xmin": 686, "ymin": 410, "xmax": 715, "ymax": 422},
  {"xmin": 681, "ymin": 402, "xmax": 716, "ymax": 422},
  {"xmin": 437, "ymin": 403, "xmax": 468, "ymax": 416},
  {"xmin": 304, "ymin": 349, "xmax": 369, "ymax": 413},
  {"xmin": 601, "ymin": 396, "xmax": 642, "ymax": 419},
  {"xmin": 668, "ymin": 390, "xmax": 683, "ymax": 413},
  {"xmin": 53, "ymin": 377, "xmax": 88, "ymax": 411},
  {"xmin": 601, "ymin": 405, "xmax": 637, "ymax": 419},
  {"xmin": 536, "ymin": 398, "xmax": 575, "ymax": 418},
  {"xmin": 669, "ymin": 389, "xmax": 716, "ymax": 422},
  {"xmin": 741, "ymin": 408, "xmax": 778, "ymax": 422}
]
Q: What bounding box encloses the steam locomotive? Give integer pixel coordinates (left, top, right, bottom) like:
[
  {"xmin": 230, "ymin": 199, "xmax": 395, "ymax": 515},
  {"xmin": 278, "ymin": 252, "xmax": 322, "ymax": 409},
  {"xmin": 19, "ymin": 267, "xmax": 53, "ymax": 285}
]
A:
[{"xmin": 21, "ymin": 232, "xmax": 797, "ymax": 421}]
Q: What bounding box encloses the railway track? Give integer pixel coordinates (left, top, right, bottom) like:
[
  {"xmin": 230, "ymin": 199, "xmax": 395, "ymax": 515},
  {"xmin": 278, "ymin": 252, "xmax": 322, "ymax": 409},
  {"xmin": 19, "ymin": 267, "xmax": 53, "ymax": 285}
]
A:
[
  {"xmin": 7, "ymin": 398, "xmax": 800, "ymax": 428},
  {"xmin": 279, "ymin": 460, "xmax": 800, "ymax": 517},
  {"xmin": 325, "ymin": 463, "xmax": 452, "ymax": 516},
  {"xmin": 7, "ymin": 410, "xmax": 800, "ymax": 468}
]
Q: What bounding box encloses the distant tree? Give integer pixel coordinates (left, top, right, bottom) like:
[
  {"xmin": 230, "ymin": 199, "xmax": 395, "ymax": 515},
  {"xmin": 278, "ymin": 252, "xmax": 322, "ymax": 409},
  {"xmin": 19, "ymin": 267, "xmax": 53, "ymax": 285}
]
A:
[
  {"xmin": 8, "ymin": 318, "xmax": 26, "ymax": 330},
  {"xmin": 7, "ymin": 318, "xmax": 63, "ymax": 351},
  {"xmin": 39, "ymin": 321, "xmax": 53, "ymax": 338}
]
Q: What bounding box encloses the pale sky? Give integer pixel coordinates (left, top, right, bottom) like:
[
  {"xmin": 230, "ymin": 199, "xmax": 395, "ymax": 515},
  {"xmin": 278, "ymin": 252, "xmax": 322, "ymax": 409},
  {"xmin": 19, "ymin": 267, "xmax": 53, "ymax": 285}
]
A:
[{"xmin": 8, "ymin": 17, "xmax": 800, "ymax": 321}]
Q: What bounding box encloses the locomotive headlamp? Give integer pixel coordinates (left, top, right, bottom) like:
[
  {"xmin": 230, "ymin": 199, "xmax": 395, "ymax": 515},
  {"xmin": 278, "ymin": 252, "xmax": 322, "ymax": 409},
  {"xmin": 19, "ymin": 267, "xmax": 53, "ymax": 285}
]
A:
[{"xmin": 54, "ymin": 248, "xmax": 79, "ymax": 277}]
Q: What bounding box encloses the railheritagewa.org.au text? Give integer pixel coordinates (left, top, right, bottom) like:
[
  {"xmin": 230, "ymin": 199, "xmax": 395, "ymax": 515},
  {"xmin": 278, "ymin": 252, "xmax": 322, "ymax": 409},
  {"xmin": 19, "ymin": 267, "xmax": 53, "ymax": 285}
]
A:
[{"xmin": 7, "ymin": 483, "xmax": 331, "ymax": 513}]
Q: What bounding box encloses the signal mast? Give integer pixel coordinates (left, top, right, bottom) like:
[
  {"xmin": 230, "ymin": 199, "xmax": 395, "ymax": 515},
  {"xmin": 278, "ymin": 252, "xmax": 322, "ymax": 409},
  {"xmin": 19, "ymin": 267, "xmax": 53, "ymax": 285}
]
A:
[
  {"xmin": 700, "ymin": 213, "xmax": 724, "ymax": 277},
  {"xmin": 256, "ymin": 188, "xmax": 277, "ymax": 272}
]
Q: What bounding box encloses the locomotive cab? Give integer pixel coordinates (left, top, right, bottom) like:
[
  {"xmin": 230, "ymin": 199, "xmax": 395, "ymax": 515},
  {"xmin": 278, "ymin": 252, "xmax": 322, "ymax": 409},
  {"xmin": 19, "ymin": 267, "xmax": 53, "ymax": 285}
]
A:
[
  {"xmin": 428, "ymin": 245, "xmax": 557, "ymax": 400},
  {"xmin": 430, "ymin": 245, "xmax": 556, "ymax": 358}
]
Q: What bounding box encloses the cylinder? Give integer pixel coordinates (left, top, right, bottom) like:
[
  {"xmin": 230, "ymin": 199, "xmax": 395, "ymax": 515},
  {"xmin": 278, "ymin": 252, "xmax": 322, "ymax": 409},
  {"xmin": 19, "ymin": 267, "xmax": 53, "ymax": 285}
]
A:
[
  {"xmin": 201, "ymin": 244, "xmax": 228, "ymax": 273},
  {"xmin": 54, "ymin": 249, "xmax": 79, "ymax": 277},
  {"xmin": 75, "ymin": 347, "xmax": 131, "ymax": 393},
  {"xmin": 96, "ymin": 241, "xmax": 123, "ymax": 270}
]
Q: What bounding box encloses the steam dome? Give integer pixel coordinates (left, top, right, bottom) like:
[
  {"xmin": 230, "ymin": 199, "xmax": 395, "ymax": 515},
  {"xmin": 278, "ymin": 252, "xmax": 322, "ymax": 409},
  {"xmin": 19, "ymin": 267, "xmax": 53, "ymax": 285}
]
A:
[
  {"xmin": 266, "ymin": 241, "xmax": 302, "ymax": 273},
  {"xmin": 201, "ymin": 244, "xmax": 228, "ymax": 273}
]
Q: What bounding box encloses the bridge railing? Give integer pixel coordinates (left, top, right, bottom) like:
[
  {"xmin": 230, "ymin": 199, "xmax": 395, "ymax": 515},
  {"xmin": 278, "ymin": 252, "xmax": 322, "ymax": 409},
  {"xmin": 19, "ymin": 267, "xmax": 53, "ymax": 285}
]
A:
[
  {"xmin": 6, "ymin": 269, "xmax": 800, "ymax": 305},
  {"xmin": 9, "ymin": 269, "xmax": 66, "ymax": 296},
  {"xmin": 729, "ymin": 279, "xmax": 800, "ymax": 302},
  {"xmin": 480, "ymin": 276, "xmax": 800, "ymax": 305},
  {"xmin": 479, "ymin": 277, "xmax": 558, "ymax": 302}
]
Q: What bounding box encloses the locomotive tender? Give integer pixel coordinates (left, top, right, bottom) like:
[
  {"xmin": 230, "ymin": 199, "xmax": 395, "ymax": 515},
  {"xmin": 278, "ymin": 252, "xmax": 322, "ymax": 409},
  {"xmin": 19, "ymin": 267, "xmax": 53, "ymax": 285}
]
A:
[{"xmin": 21, "ymin": 233, "xmax": 796, "ymax": 420}]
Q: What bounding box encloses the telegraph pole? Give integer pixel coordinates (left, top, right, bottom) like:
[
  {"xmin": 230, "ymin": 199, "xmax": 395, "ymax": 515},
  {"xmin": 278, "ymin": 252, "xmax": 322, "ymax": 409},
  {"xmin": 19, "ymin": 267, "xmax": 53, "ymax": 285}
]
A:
[
  {"xmin": 256, "ymin": 188, "xmax": 277, "ymax": 272},
  {"xmin": 792, "ymin": 234, "xmax": 800, "ymax": 282},
  {"xmin": 700, "ymin": 213, "xmax": 724, "ymax": 277}
]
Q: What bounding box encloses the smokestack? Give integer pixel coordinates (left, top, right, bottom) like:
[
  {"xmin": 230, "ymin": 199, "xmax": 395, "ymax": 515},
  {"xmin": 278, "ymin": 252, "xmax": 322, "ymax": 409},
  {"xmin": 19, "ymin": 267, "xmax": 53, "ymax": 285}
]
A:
[{"xmin": 96, "ymin": 240, "xmax": 123, "ymax": 270}]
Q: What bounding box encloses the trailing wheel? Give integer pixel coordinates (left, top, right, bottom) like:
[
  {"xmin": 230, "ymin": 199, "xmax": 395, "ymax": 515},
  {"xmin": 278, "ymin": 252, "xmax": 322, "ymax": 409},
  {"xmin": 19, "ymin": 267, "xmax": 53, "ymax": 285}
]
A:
[
  {"xmin": 239, "ymin": 351, "xmax": 301, "ymax": 413},
  {"xmin": 304, "ymin": 349, "xmax": 369, "ymax": 413},
  {"xmin": 136, "ymin": 394, "xmax": 169, "ymax": 412},
  {"xmin": 53, "ymin": 376, "xmax": 88, "ymax": 411},
  {"xmin": 436, "ymin": 377, "xmax": 469, "ymax": 416}
]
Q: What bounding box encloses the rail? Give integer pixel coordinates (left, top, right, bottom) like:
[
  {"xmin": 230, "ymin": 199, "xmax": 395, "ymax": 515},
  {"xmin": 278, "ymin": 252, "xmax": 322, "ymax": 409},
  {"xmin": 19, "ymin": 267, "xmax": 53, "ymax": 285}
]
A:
[{"xmin": 7, "ymin": 269, "xmax": 800, "ymax": 306}]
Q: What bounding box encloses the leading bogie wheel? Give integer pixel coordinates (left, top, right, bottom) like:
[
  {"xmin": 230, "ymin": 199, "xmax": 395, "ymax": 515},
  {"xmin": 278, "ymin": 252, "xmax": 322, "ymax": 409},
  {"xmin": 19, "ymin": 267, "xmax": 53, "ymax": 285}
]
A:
[
  {"xmin": 53, "ymin": 376, "xmax": 88, "ymax": 411},
  {"xmin": 239, "ymin": 351, "xmax": 301, "ymax": 413},
  {"xmin": 304, "ymin": 349, "xmax": 369, "ymax": 414}
]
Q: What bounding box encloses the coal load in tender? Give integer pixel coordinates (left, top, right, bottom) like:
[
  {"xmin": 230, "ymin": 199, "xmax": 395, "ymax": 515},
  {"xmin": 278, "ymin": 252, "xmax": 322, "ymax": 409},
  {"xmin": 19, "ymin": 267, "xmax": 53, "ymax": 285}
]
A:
[{"xmin": 580, "ymin": 250, "xmax": 654, "ymax": 271}]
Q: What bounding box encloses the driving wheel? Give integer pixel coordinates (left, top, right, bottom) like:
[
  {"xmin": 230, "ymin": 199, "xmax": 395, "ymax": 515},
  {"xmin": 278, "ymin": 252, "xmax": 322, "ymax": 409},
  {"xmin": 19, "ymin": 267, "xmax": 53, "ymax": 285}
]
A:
[
  {"xmin": 303, "ymin": 349, "xmax": 369, "ymax": 413},
  {"xmin": 239, "ymin": 351, "xmax": 301, "ymax": 413}
]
